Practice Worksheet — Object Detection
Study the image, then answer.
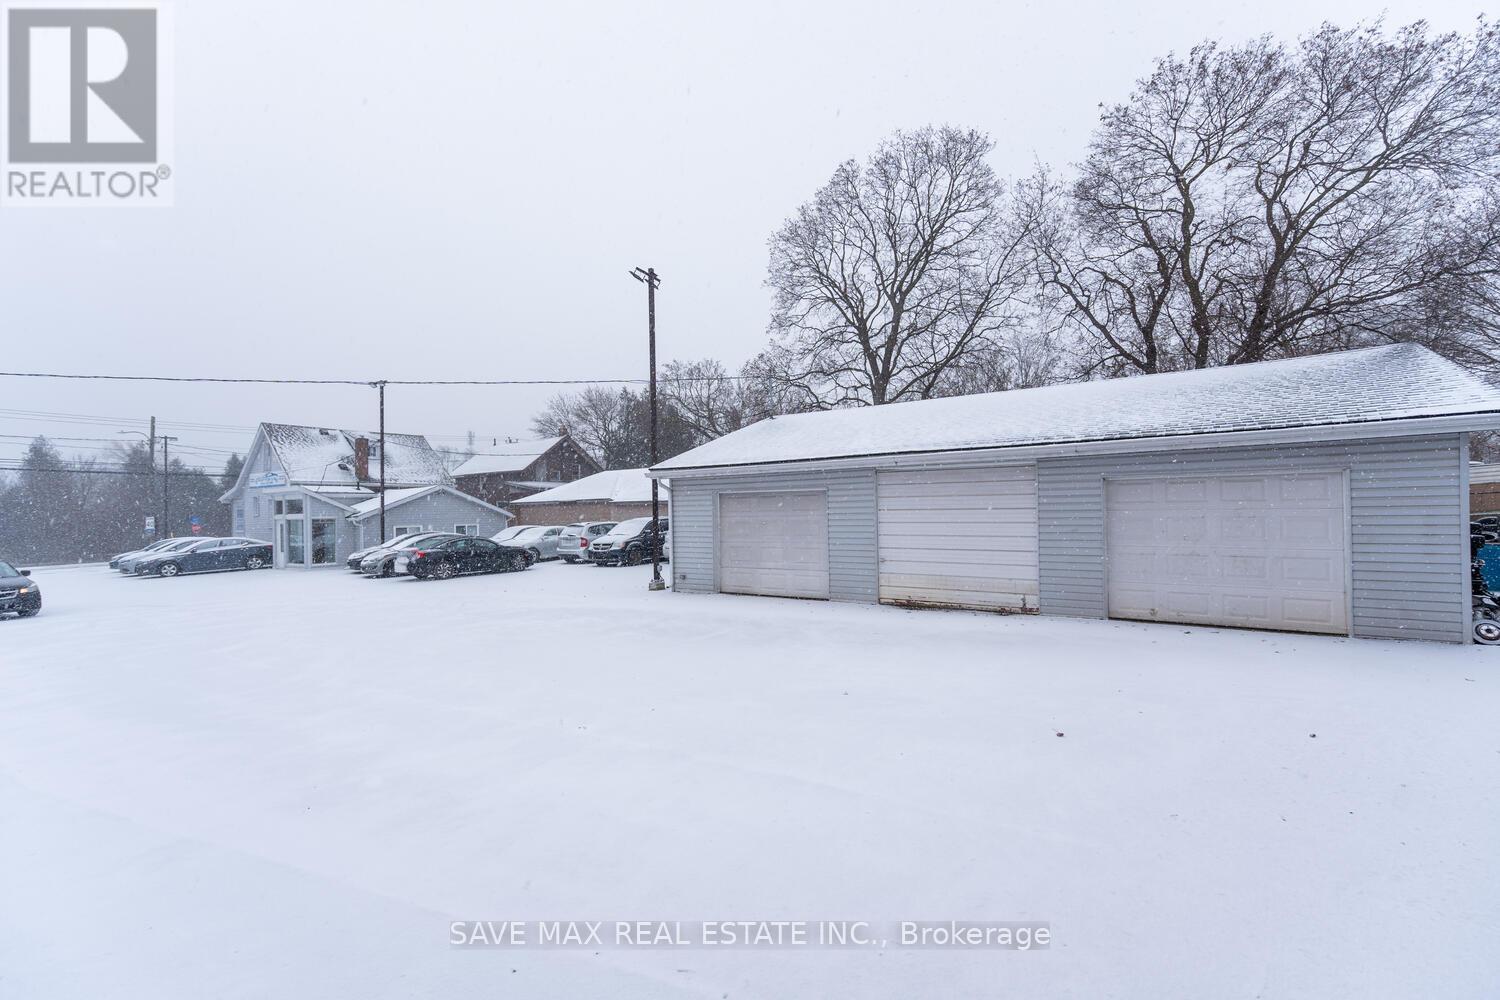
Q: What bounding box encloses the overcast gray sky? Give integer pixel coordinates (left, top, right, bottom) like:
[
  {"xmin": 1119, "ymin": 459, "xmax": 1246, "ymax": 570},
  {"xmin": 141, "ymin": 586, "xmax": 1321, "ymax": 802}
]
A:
[{"xmin": 0, "ymin": 0, "xmax": 1488, "ymax": 469}]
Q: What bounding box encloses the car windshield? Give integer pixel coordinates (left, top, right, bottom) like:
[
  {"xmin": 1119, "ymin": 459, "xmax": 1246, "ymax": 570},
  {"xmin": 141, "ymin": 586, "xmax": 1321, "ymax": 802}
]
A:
[
  {"xmin": 606, "ymin": 517, "xmax": 652, "ymax": 538},
  {"xmin": 0, "ymin": 561, "xmax": 17, "ymax": 577},
  {"xmin": 490, "ymin": 526, "xmax": 527, "ymax": 542},
  {"xmin": 163, "ymin": 538, "xmax": 199, "ymax": 551}
]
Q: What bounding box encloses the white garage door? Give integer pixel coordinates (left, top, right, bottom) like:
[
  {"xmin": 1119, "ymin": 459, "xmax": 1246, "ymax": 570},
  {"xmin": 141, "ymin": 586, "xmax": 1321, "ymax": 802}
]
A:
[
  {"xmin": 877, "ymin": 466, "xmax": 1039, "ymax": 611},
  {"xmin": 719, "ymin": 491, "xmax": 830, "ymax": 599},
  {"xmin": 1105, "ymin": 472, "xmax": 1349, "ymax": 635}
]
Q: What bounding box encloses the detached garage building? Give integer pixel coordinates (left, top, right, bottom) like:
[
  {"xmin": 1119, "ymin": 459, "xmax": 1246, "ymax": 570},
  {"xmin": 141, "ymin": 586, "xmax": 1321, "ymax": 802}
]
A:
[{"xmin": 652, "ymin": 346, "xmax": 1500, "ymax": 643}]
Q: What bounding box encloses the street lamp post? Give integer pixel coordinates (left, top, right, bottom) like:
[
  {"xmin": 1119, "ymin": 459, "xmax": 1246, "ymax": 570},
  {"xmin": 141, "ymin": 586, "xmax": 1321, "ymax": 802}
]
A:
[{"xmin": 629, "ymin": 266, "xmax": 665, "ymax": 592}]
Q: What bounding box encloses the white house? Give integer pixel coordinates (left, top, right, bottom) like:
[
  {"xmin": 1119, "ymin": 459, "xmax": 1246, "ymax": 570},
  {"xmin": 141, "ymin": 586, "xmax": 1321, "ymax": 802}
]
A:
[{"xmin": 220, "ymin": 423, "xmax": 512, "ymax": 568}]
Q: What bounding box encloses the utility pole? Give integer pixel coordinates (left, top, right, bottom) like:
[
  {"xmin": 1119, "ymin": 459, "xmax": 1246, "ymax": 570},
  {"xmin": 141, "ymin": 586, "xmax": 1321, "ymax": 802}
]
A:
[
  {"xmin": 629, "ymin": 266, "xmax": 665, "ymax": 591},
  {"xmin": 160, "ymin": 435, "xmax": 179, "ymax": 537},
  {"xmin": 148, "ymin": 416, "xmax": 157, "ymax": 537},
  {"xmin": 376, "ymin": 381, "xmax": 387, "ymax": 541}
]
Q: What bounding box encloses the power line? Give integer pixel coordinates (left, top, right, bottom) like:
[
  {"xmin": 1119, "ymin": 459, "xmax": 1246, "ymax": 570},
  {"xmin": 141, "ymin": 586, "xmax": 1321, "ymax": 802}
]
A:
[
  {"xmin": 0, "ymin": 370, "xmax": 743, "ymax": 386},
  {"xmin": 0, "ymin": 464, "xmax": 224, "ymax": 479}
]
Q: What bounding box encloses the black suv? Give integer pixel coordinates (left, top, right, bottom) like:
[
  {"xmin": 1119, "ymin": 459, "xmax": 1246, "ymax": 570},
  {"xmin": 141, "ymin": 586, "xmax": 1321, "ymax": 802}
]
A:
[
  {"xmin": 587, "ymin": 517, "xmax": 669, "ymax": 566},
  {"xmin": 0, "ymin": 560, "xmax": 41, "ymax": 618}
]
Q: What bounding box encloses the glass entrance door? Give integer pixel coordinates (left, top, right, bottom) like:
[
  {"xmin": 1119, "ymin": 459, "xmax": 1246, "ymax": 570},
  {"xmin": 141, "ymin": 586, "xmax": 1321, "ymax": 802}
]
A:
[
  {"xmin": 310, "ymin": 518, "xmax": 337, "ymax": 565},
  {"xmin": 285, "ymin": 518, "xmax": 306, "ymax": 566}
]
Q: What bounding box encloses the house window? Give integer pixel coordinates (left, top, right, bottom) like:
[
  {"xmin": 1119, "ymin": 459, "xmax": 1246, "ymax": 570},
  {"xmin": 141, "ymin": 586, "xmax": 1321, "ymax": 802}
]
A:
[
  {"xmin": 273, "ymin": 499, "xmax": 283, "ymax": 515},
  {"xmin": 284, "ymin": 498, "xmax": 304, "ymax": 515},
  {"xmin": 233, "ymin": 503, "xmax": 245, "ymax": 535},
  {"xmin": 251, "ymin": 497, "xmax": 262, "ymax": 518},
  {"xmin": 454, "ymin": 524, "xmax": 479, "ymax": 536},
  {"xmin": 392, "ymin": 525, "xmax": 421, "ymax": 537}
]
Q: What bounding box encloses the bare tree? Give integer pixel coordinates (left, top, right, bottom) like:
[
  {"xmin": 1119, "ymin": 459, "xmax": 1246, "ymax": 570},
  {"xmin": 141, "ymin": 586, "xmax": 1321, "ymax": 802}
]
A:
[
  {"xmin": 661, "ymin": 358, "xmax": 768, "ymax": 441},
  {"xmin": 1039, "ymin": 20, "xmax": 1500, "ymax": 373},
  {"xmin": 765, "ymin": 126, "xmax": 1036, "ymax": 406}
]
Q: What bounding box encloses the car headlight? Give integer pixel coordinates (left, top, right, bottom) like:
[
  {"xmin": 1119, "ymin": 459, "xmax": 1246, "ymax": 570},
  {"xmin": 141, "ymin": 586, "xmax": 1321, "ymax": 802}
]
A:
[{"xmin": 17, "ymin": 586, "xmax": 33, "ymax": 594}]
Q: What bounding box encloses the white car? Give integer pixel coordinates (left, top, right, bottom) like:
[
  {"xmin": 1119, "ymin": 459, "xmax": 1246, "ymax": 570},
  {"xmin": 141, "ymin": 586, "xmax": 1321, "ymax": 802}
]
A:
[
  {"xmin": 556, "ymin": 522, "xmax": 618, "ymax": 563},
  {"xmin": 496, "ymin": 525, "xmax": 566, "ymax": 563}
]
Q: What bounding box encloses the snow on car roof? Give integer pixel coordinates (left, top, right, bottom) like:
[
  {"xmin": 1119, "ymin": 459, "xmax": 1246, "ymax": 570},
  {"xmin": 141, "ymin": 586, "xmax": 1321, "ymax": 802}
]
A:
[
  {"xmin": 451, "ymin": 438, "xmax": 563, "ymax": 477},
  {"xmin": 513, "ymin": 468, "xmax": 666, "ymax": 504},
  {"xmin": 654, "ymin": 345, "xmax": 1500, "ymax": 472}
]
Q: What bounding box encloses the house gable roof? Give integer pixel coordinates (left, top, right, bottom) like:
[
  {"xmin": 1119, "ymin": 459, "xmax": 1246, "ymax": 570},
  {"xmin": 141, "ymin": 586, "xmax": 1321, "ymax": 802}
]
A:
[
  {"xmin": 653, "ymin": 345, "xmax": 1500, "ymax": 473},
  {"xmin": 451, "ymin": 437, "xmax": 564, "ymax": 477},
  {"xmin": 345, "ymin": 484, "xmax": 513, "ymax": 522},
  {"xmin": 220, "ymin": 423, "xmax": 451, "ymax": 501},
  {"xmin": 513, "ymin": 468, "xmax": 664, "ymax": 505}
]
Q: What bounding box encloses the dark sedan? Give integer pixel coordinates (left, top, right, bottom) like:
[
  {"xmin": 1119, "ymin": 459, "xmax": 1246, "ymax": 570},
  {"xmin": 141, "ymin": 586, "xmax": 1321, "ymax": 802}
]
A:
[
  {"xmin": 0, "ymin": 560, "xmax": 41, "ymax": 618},
  {"xmin": 394, "ymin": 536, "xmax": 528, "ymax": 579},
  {"xmin": 137, "ymin": 537, "xmax": 273, "ymax": 577}
]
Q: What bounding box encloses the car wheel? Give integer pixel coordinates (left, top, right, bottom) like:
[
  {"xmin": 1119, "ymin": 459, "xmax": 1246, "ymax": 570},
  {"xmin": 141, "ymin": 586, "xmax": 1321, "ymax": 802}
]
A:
[
  {"xmin": 158, "ymin": 562, "xmax": 181, "ymax": 577},
  {"xmin": 244, "ymin": 555, "xmax": 266, "ymax": 570},
  {"xmin": 624, "ymin": 546, "xmax": 644, "ymax": 567},
  {"xmin": 525, "ymin": 548, "xmax": 540, "ymax": 566},
  {"xmin": 1475, "ymin": 617, "xmax": 1500, "ymax": 645},
  {"xmin": 432, "ymin": 561, "xmax": 457, "ymax": 580},
  {"xmin": 507, "ymin": 552, "xmax": 526, "ymax": 572},
  {"xmin": 16, "ymin": 608, "xmax": 39, "ymax": 618}
]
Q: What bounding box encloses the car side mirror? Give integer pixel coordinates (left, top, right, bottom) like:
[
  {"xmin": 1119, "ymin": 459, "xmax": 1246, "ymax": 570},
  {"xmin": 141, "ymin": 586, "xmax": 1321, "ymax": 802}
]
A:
[{"xmin": 20, "ymin": 569, "xmax": 30, "ymax": 576}]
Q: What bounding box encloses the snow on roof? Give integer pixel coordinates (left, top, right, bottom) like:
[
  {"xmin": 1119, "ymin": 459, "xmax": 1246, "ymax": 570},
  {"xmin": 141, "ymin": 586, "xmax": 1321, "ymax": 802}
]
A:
[
  {"xmin": 513, "ymin": 468, "xmax": 666, "ymax": 504},
  {"xmin": 345, "ymin": 485, "xmax": 513, "ymax": 520},
  {"xmin": 262, "ymin": 423, "xmax": 451, "ymax": 487},
  {"xmin": 1471, "ymin": 463, "xmax": 1500, "ymax": 485},
  {"xmin": 452, "ymin": 438, "xmax": 563, "ymax": 477},
  {"xmin": 655, "ymin": 345, "xmax": 1500, "ymax": 472}
]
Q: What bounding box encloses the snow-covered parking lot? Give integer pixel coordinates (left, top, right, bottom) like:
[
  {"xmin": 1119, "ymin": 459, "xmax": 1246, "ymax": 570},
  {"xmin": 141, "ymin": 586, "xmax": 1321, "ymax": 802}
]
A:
[{"xmin": 2, "ymin": 562, "xmax": 1497, "ymax": 998}]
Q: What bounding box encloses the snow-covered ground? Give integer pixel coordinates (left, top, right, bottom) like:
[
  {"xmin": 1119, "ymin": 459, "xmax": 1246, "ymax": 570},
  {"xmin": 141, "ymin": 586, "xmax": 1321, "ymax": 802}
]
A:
[{"xmin": 2, "ymin": 562, "xmax": 1497, "ymax": 999}]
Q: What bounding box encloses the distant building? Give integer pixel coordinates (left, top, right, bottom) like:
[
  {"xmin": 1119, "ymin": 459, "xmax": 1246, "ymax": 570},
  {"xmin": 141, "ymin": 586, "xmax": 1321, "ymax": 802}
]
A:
[
  {"xmin": 1472, "ymin": 463, "xmax": 1500, "ymax": 513},
  {"xmin": 510, "ymin": 468, "xmax": 667, "ymax": 526},
  {"xmin": 451, "ymin": 434, "xmax": 601, "ymax": 508},
  {"xmin": 220, "ymin": 423, "xmax": 510, "ymax": 567}
]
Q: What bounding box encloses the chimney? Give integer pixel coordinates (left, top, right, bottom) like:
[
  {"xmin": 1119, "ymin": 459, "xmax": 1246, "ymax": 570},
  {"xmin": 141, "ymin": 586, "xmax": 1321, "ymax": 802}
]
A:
[{"xmin": 354, "ymin": 437, "xmax": 370, "ymax": 481}]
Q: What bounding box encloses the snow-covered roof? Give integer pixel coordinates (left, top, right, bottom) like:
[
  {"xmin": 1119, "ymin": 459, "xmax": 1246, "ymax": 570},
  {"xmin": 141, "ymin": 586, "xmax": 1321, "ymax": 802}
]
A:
[
  {"xmin": 262, "ymin": 423, "xmax": 452, "ymax": 488},
  {"xmin": 513, "ymin": 468, "xmax": 666, "ymax": 505},
  {"xmin": 452, "ymin": 438, "xmax": 563, "ymax": 477},
  {"xmin": 655, "ymin": 345, "xmax": 1500, "ymax": 473},
  {"xmin": 1471, "ymin": 463, "xmax": 1500, "ymax": 485},
  {"xmin": 345, "ymin": 485, "xmax": 513, "ymax": 521}
]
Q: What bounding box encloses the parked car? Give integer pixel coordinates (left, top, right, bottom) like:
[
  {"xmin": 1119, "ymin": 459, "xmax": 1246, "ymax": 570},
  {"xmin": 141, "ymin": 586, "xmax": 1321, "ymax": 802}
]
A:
[
  {"xmin": 587, "ymin": 517, "xmax": 669, "ymax": 566},
  {"xmin": 117, "ymin": 536, "xmax": 208, "ymax": 574},
  {"xmin": 360, "ymin": 532, "xmax": 459, "ymax": 577},
  {"xmin": 394, "ymin": 536, "xmax": 529, "ymax": 579},
  {"xmin": 497, "ymin": 525, "xmax": 566, "ymax": 564},
  {"xmin": 0, "ymin": 560, "xmax": 41, "ymax": 618},
  {"xmin": 490, "ymin": 525, "xmax": 530, "ymax": 544},
  {"xmin": 137, "ymin": 537, "xmax": 272, "ymax": 577},
  {"xmin": 109, "ymin": 538, "xmax": 179, "ymax": 570},
  {"xmin": 346, "ymin": 531, "xmax": 433, "ymax": 571},
  {"xmin": 556, "ymin": 522, "xmax": 618, "ymax": 563}
]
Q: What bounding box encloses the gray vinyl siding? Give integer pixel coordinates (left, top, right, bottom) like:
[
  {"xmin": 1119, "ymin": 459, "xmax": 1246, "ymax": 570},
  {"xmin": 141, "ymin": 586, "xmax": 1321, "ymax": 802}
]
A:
[
  {"xmin": 354, "ymin": 491, "xmax": 511, "ymax": 548},
  {"xmin": 305, "ymin": 494, "xmax": 362, "ymax": 564},
  {"xmin": 242, "ymin": 491, "xmax": 274, "ymax": 542},
  {"xmin": 1036, "ymin": 434, "xmax": 1467, "ymax": 643},
  {"xmin": 667, "ymin": 469, "xmax": 878, "ymax": 602}
]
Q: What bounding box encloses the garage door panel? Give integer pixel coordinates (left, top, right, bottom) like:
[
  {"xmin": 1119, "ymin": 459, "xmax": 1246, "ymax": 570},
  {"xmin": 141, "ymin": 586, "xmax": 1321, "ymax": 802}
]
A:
[
  {"xmin": 718, "ymin": 492, "xmax": 829, "ymax": 600},
  {"xmin": 1106, "ymin": 471, "xmax": 1349, "ymax": 635},
  {"xmin": 877, "ymin": 467, "xmax": 1039, "ymax": 612}
]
